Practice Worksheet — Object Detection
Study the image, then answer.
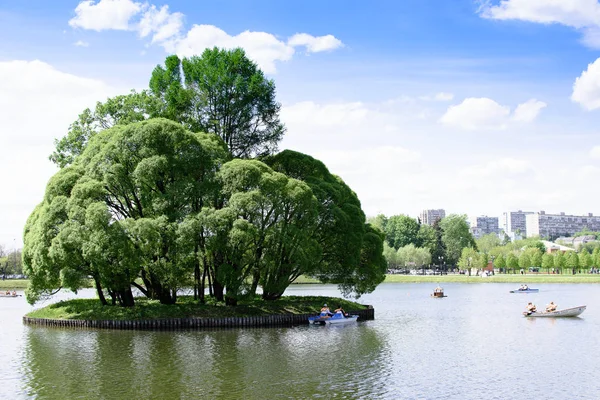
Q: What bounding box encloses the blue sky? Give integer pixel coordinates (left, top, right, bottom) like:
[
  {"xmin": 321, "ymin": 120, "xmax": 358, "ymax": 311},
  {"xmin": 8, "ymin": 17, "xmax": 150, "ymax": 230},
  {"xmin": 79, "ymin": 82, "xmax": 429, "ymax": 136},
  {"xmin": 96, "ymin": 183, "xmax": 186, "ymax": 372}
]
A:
[{"xmin": 2, "ymin": 0, "xmax": 600, "ymax": 248}]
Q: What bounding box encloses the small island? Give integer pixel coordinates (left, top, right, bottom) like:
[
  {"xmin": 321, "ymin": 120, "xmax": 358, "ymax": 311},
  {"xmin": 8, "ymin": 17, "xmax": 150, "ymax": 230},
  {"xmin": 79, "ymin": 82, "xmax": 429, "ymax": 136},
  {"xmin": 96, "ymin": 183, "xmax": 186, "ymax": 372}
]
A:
[
  {"xmin": 23, "ymin": 296, "xmax": 373, "ymax": 330},
  {"xmin": 20, "ymin": 48, "xmax": 387, "ymax": 329}
]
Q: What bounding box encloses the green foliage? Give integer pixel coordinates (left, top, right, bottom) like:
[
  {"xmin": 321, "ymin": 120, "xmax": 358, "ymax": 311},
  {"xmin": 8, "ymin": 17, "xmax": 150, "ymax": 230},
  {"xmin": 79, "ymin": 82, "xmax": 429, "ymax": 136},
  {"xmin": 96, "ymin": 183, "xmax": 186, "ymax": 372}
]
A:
[
  {"xmin": 52, "ymin": 48, "xmax": 285, "ymax": 167},
  {"xmin": 518, "ymin": 253, "xmax": 531, "ymax": 269},
  {"xmin": 384, "ymin": 215, "xmax": 420, "ymax": 250},
  {"xmin": 396, "ymin": 244, "xmax": 432, "ymax": 267},
  {"xmin": 542, "ymin": 253, "xmax": 554, "ymax": 270},
  {"xmin": 476, "ymin": 233, "xmax": 501, "ymax": 254},
  {"xmin": 440, "ymin": 214, "xmax": 476, "ymax": 266},
  {"xmin": 50, "ymin": 91, "xmax": 160, "ymax": 167},
  {"xmin": 367, "ymin": 214, "xmax": 387, "ymax": 233},
  {"xmin": 151, "ymin": 48, "xmax": 285, "ymax": 158},
  {"xmin": 506, "ymin": 253, "xmax": 519, "ymax": 271},
  {"xmin": 263, "ymin": 150, "xmax": 386, "ymax": 298},
  {"xmin": 494, "ymin": 254, "xmax": 506, "ymax": 269}
]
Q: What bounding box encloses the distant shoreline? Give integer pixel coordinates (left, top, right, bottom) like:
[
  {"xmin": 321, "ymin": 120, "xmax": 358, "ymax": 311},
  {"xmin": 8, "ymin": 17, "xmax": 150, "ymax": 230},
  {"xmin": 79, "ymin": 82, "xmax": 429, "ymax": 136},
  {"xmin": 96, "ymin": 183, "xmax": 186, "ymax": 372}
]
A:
[{"xmin": 293, "ymin": 274, "xmax": 600, "ymax": 284}]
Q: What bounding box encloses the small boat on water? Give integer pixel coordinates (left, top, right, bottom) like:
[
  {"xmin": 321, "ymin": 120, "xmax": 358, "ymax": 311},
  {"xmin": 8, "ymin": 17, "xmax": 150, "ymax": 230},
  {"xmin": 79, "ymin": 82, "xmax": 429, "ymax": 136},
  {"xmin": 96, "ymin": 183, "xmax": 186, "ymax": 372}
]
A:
[
  {"xmin": 308, "ymin": 313, "xmax": 359, "ymax": 325},
  {"xmin": 0, "ymin": 293, "xmax": 21, "ymax": 298},
  {"xmin": 523, "ymin": 305, "xmax": 586, "ymax": 318},
  {"xmin": 510, "ymin": 286, "xmax": 539, "ymax": 293},
  {"xmin": 431, "ymin": 286, "xmax": 446, "ymax": 298}
]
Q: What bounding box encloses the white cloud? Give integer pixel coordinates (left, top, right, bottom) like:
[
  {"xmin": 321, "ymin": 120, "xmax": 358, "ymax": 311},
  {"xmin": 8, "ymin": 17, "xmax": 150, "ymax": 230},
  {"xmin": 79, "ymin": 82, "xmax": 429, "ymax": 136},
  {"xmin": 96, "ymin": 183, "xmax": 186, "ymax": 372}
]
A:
[
  {"xmin": 287, "ymin": 33, "xmax": 344, "ymax": 52},
  {"xmin": 572, "ymin": 57, "xmax": 600, "ymax": 110},
  {"xmin": 512, "ymin": 99, "xmax": 547, "ymax": 122},
  {"xmin": 68, "ymin": 1, "xmax": 343, "ymax": 73},
  {"xmin": 137, "ymin": 4, "xmax": 184, "ymax": 44},
  {"xmin": 69, "ymin": 0, "xmax": 143, "ymax": 31},
  {"xmin": 434, "ymin": 92, "xmax": 454, "ymax": 101},
  {"xmin": 441, "ymin": 97, "xmax": 546, "ymax": 129},
  {"xmin": 173, "ymin": 25, "xmax": 296, "ymax": 74},
  {"xmin": 590, "ymin": 145, "xmax": 600, "ymax": 158},
  {"xmin": 0, "ymin": 60, "xmax": 119, "ymax": 248},
  {"xmin": 440, "ymin": 97, "xmax": 511, "ymax": 130},
  {"xmin": 479, "ymin": 0, "xmax": 600, "ymax": 48},
  {"xmin": 73, "ymin": 40, "xmax": 90, "ymax": 47}
]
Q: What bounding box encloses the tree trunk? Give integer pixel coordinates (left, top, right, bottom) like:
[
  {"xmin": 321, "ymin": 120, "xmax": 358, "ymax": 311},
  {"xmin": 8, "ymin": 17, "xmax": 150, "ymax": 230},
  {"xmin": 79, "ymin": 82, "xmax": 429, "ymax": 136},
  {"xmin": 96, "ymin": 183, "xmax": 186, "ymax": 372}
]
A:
[
  {"xmin": 93, "ymin": 275, "xmax": 107, "ymax": 306},
  {"xmin": 199, "ymin": 266, "xmax": 206, "ymax": 304},
  {"xmin": 250, "ymin": 269, "xmax": 260, "ymax": 296}
]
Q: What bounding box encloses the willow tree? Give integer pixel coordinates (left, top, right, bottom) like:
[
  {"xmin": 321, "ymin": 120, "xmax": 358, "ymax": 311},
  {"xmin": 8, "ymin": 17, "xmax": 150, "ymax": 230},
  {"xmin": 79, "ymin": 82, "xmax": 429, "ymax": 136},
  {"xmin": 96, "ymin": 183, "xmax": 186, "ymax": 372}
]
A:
[
  {"xmin": 263, "ymin": 150, "xmax": 387, "ymax": 297},
  {"xmin": 25, "ymin": 118, "xmax": 229, "ymax": 306}
]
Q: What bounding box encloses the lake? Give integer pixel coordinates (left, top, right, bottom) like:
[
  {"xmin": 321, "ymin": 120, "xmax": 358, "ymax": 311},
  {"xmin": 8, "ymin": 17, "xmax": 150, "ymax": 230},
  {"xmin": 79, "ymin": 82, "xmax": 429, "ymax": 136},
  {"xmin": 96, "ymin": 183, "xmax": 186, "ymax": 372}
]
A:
[{"xmin": 1, "ymin": 283, "xmax": 600, "ymax": 399}]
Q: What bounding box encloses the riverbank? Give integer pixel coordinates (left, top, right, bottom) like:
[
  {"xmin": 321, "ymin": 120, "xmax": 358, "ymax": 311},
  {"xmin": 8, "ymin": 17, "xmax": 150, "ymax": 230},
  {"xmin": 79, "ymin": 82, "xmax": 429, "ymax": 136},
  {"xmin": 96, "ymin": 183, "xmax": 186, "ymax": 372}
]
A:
[
  {"xmin": 0, "ymin": 279, "xmax": 29, "ymax": 289},
  {"xmin": 292, "ymin": 274, "xmax": 600, "ymax": 284},
  {"xmin": 382, "ymin": 273, "xmax": 600, "ymax": 284},
  {"xmin": 26, "ymin": 295, "xmax": 367, "ymax": 321}
]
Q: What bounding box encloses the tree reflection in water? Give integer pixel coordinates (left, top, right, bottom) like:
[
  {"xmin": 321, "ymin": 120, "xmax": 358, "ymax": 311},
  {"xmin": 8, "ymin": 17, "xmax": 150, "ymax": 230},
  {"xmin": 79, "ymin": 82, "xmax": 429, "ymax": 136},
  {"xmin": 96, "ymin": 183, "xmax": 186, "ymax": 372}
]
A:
[{"xmin": 23, "ymin": 324, "xmax": 389, "ymax": 399}]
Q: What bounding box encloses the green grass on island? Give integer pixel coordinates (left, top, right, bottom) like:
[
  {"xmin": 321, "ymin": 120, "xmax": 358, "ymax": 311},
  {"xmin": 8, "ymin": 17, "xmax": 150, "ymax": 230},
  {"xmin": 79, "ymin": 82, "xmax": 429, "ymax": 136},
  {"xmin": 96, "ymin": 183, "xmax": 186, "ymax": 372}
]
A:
[{"xmin": 26, "ymin": 295, "xmax": 367, "ymax": 321}]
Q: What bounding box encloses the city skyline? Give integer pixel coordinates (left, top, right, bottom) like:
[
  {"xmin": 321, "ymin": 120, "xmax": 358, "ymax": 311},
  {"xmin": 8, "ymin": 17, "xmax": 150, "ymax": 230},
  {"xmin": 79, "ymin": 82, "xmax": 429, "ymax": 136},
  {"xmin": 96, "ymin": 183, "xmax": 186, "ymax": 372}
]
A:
[{"xmin": 4, "ymin": 1, "xmax": 600, "ymax": 247}]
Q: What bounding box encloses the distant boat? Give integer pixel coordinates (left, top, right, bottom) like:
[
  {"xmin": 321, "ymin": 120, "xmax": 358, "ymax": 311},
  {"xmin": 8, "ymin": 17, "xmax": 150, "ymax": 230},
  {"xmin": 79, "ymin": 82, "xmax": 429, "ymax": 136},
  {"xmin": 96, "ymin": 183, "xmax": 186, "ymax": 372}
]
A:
[
  {"xmin": 431, "ymin": 286, "xmax": 446, "ymax": 298},
  {"xmin": 0, "ymin": 293, "xmax": 20, "ymax": 298},
  {"xmin": 510, "ymin": 288, "xmax": 539, "ymax": 293},
  {"xmin": 523, "ymin": 306, "xmax": 586, "ymax": 318}
]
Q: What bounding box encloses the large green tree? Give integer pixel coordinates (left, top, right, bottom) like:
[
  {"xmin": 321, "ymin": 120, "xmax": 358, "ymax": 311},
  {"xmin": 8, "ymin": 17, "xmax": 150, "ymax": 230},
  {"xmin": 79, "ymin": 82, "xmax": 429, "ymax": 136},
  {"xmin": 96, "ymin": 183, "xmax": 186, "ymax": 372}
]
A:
[
  {"xmin": 151, "ymin": 48, "xmax": 285, "ymax": 158},
  {"xmin": 263, "ymin": 150, "xmax": 386, "ymax": 297},
  {"xmin": 440, "ymin": 214, "xmax": 476, "ymax": 266},
  {"xmin": 51, "ymin": 48, "xmax": 285, "ymax": 167},
  {"xmin": 385, "ymin": 215, "xmax": 420, "ymax": 250}
]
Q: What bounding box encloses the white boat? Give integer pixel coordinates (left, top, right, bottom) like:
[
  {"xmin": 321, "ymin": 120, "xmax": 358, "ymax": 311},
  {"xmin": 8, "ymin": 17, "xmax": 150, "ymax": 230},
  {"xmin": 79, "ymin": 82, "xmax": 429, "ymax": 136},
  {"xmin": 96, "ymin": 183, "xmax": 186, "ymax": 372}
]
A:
[
  {"xmin": 523, "ymin": 305, "xmax": 586, "ymax": 318},
  {"xmin": 308, "ymin": 313, "xmax": 359, "ymax": 325}
]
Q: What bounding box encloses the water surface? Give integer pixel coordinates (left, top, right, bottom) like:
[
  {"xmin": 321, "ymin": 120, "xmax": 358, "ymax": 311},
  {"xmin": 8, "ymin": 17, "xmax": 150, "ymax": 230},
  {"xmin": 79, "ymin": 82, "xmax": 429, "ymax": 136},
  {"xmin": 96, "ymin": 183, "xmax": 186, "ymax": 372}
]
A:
[{"xmin": 1, "ymin": 283, "xmax": 599, "ymax": 399}]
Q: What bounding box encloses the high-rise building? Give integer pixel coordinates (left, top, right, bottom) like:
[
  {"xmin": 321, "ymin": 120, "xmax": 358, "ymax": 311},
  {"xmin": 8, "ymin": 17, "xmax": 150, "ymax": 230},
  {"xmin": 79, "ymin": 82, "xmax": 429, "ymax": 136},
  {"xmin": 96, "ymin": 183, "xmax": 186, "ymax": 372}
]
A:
[
  {"xmin": 502, "ymin": 210, "xmax": 534, "ymax": 236},
  {"xmin": 525, "ymin": 211, "xmax": 600, "ymax": 239},
  {"xmin": 420, "ymin": 209, "xmax": 445, "ymax": 225},
  {"xmin": 474, "ymin": 216, "xmax": 499, "ymax": 236}
]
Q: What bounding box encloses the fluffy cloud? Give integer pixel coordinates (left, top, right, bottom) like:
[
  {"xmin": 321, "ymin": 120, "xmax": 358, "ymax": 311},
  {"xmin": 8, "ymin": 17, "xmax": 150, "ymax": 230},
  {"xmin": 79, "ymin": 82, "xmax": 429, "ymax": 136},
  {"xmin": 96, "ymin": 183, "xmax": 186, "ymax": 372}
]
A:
[
  {"xmin": 69, "ymin": 0, "xmax": 142, "ymax": 31},
  {"xmin": 287, "ymin": 33, "xmax": 343, "ymax": 52},
  {"xmin": 440, "ymin": 97, "xmax": 545, "ymax": 129},
  {"xmin": 173, "ymin": 25, "xmax": 296, "ymax": 74},
  {"xmin": 137, "ymin": 5, "xmax": 184, "ymax": 44},
  {"xmin": 440, "ymin": 97, "xmax": 511, "ymax": 130},
  {"xmin": 478, "ymin": 0, "xmax": 600, "ymax": 48},
  {"xmin": 512, "ymin": 99, "xmax": 547, "ymax": 122},
  {"xmin": 0, "ymin": 60, "xmax": 119, "ymax": 247},
  {"xmin": 572, "ymin": 57, "xmax": 600, "ymax": 110},
  {"xmin": 73, "ymin": 40, "xmax": 89, "ymax": 47},
  {"xmin": 68, "ymin": 0, "xmax": 343, "ymax": 73}
]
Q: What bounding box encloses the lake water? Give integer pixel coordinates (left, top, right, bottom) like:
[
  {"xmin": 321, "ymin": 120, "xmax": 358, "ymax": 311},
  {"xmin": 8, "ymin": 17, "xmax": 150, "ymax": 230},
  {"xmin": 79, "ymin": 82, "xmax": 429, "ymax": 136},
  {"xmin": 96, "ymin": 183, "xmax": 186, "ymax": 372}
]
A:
[{"xmin": 1, "ymin": 283, "xmax": 600, "ymax": 399}]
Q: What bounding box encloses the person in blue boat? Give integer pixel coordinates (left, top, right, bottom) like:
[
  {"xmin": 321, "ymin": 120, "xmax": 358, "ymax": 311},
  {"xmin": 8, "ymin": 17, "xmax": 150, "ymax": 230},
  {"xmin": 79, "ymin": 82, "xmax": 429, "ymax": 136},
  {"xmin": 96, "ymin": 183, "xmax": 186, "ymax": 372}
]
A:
[
  {"xmin": 334, "ymin": 305, "xmax": 347, "ymax": 317},
  {"xmin": 320, "ymin": 304, "xmax": 333, "ymax": 318}
]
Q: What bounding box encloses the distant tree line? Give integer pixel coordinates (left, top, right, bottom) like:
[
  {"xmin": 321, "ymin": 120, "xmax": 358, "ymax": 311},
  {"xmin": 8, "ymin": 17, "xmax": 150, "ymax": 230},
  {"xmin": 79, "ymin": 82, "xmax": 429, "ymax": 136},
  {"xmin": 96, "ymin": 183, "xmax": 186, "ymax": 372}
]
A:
[{"xmin": 368, "ymin": 213, "xmax": 476, "ymax": 270}]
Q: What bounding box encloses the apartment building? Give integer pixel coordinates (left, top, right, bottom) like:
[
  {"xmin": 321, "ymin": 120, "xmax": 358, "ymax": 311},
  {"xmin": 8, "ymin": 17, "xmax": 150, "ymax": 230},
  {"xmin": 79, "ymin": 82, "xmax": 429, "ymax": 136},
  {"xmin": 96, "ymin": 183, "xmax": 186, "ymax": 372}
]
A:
[
  {"xmin": 473, "ymin": 216, "xmax": 499, "ymax": 237},
  {"xmin": 420, "ymin": 209, "xmax": 445, "ymax": 226},
  {"xmin": 501, "ymin": 210, "xmax": 534, "ymax": 237},
  {"xmin": 525, "ymin": 211, "xmax": 600, "ymax": 239}
]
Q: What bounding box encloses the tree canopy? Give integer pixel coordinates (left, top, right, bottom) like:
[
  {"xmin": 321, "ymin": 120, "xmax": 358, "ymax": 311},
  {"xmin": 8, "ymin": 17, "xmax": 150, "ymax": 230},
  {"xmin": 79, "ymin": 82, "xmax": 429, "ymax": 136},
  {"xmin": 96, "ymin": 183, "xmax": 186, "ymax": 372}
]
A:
[
  {"xmin": 51, "ymin": 48, "xmax": 284, "ymax": 168},
  {"xmin": 26, "ymin": 119, "xmax": 384, "ymax": 306}
]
